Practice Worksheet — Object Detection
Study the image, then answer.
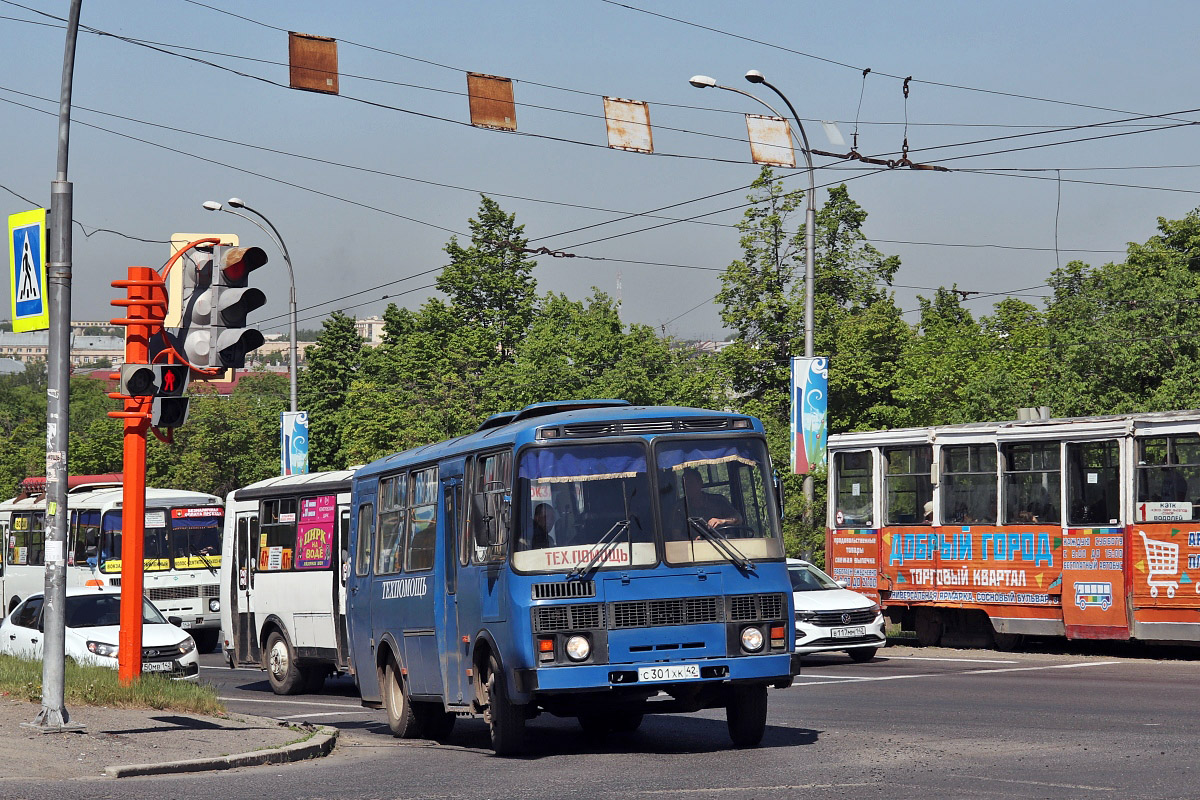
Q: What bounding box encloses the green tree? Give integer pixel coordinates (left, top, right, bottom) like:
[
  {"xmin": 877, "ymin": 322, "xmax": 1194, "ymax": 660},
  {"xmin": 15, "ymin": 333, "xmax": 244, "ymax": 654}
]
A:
[{"xmin": 297, "ymin": 312, "xmax": 363, "ymax": 471}]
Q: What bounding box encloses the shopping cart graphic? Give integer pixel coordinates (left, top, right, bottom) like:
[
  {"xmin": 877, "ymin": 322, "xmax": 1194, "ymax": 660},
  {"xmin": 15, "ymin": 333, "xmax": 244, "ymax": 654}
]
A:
[{"xmin": 1139, "ymin": 531, "xmax": 1179, "ymax": 599}]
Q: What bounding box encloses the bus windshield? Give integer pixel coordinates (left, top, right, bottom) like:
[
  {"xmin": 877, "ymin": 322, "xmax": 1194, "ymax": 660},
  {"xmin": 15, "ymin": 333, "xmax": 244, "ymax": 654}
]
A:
[
  {"xmin": 169, "ymin": 508, "xmax": 224, "ymax": 570},
  {"xmin": 99, "ymin": 508, "xmax": 181, "ymax": 573},
  {"xmin": 512, "ymin": 441, "xmax": 656, "ymax": 572},
  {"xmin": 657, "ymin": 437, "xmax": 783, "ymax": 565}
]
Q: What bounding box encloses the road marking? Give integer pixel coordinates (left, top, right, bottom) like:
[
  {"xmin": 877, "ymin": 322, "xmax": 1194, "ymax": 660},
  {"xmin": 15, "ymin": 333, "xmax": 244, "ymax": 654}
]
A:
[
  {"xmin": 276, "ymin": 711, "xmax": 366, "ymax": 720},
  {"xmin": 964, "ymin": 775, "xmax": 1116, "ymax": 791},
  {"xmin": 883, "ymin": 655, "xmax": 1019, "ymax": 664},
  {"xmin": 200, "ymin": 666, "xmax": 263, "ymax": 673},
  {"xmin": 793, "ymin": 660, "xmax": 1119, "ymax": 686},
  {"xmin": 218, "ymin": 695, "xmax": 367, "ymax": 710},
  {"xmin": 639, "ymin": 784, "xmax": 879, "ymax": 794}
]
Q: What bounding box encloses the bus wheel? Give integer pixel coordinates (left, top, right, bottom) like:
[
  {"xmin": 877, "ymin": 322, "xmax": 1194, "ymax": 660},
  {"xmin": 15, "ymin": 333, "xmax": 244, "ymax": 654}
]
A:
[
  {"xmin": 382, "ymin": 658, "xmax": 422, "ymax": 738},
  {"xmin": 726, "ymin": 684, "xmax": 768, "ymax": 748},
  {"xmin": 610, "ymin": 712, "xmax": 644, "ymax": 733},
  {"xmin": 265, "ymin": 631, "xmax": 304, "ymax": 695},
  {"xmin": 193, "ymin": 629, "xmax": 219, "ymax": 654},
  {"xmin": 484, "ymin": 655, "xmax": 525, "ymax": 756},
  {"xmin": 414, "ymin": 702, "xmax": 456, "ymax": 741}
]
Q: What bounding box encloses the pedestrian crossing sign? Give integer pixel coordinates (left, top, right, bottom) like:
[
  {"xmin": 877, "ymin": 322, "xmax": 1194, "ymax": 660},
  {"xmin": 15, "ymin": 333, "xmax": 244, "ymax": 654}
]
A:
[{"xmin": 8, "ymin": 208, "xmax": 49, "ymax": 332}]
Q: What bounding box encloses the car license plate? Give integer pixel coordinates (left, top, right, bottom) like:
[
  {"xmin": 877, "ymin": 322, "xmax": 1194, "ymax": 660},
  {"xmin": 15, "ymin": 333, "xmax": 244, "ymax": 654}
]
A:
[
  {"xmin": 831, "ymin": 626, "xmax": 866, "ymax": 639},
  {"xmin": 142, "ymin": 661, "xmax": 175, "ymax": 673},
  {"xmin": 638, "ymin": 664, "xmax": 700, "ymax": 682}
]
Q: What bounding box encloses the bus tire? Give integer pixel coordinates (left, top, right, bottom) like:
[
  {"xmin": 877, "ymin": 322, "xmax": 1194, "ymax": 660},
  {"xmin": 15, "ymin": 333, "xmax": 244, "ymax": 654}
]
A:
[
  {"xmin": 726, "ymin": 684, "xmax": 768, "ymax": 748},
  {"xmin": 610, "ymin": 711, "xmax": 644, "ymax": 733},
  {"xmin": 414, "ymin": 702, "xmax": 456, "ymax": 741},
  {"xmin": 302, "ymin": 665, "xmax": 327, "ymax": 694},
  {"xmin": 484, "ymin": 655, "xmax": 525, "ymax": 756},
  {"xmin": 265, "ymin": 631, "xmax": 304, "ymax": 695},
  {"xmin": 193, "ymin": 629, "xmax": 220, "ymax": 654},
  {"xmin": 382, "ymin": 658, "xmax": 422, "ymax": 738}
]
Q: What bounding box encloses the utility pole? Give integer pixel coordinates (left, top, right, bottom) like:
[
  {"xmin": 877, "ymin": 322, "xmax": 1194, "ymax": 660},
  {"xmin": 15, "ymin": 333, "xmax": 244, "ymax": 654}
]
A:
[{"xmin": 29, "ymin": 0, "xmax": 84, "ymax": 731}]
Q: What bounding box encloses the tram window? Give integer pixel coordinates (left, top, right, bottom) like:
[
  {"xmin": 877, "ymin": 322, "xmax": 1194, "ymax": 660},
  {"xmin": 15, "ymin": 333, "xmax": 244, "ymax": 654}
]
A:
[
  {"xmin": 1003, "ymin": 442, "xmax": 1061, "ymax": 524},
  {"xmin": 884, "ymin": 446, "xmax": 933, "ymax": 526},
  {"xmin": 354, "ymin": 503, "xmax": 374, "ymax": 577},
  {"xmin": 833, "ymin": 451, "xmax": 874, "ymax": 528},
  {"xmin": 942, "ymin": 445, "xmax": 997, "ymax": 524},
  {"xmin": 1136, "ymin": 435, "xmax": 1200, "ymax": 521},
  {"xmin": 376, "ymin": 474, "xmax": 407, "ymax": 576},
  {"xmin": 405, "ymin": 467, "xmax": 438, "ymax": 572},
  {"xmin": 1067, "ymin": 440, "xmax": 1120, "ymax": 526}
]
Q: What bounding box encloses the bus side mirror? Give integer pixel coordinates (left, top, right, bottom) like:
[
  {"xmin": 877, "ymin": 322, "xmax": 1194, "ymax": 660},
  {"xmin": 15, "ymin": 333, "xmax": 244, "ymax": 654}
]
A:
[{"xmin": 774, "ymin": 471, "xmax": 785, "ymax": 521}]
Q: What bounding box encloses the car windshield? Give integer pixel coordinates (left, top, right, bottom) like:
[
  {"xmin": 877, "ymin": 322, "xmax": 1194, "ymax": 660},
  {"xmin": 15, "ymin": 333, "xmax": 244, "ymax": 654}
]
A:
[
  {"xmin": 657, "ymin": 437, "xmax": 783, "ymax": 565},
  {"xmin": 789, "ymin": 563, "xmax": 841, "ymax": 592},
  {"xmin": 64, "ymin": 595, "xmax": 167, "ymax": 628},
  {"xmin": 512, "ymin": 442, "xmax": 656, "ymax": 572}
]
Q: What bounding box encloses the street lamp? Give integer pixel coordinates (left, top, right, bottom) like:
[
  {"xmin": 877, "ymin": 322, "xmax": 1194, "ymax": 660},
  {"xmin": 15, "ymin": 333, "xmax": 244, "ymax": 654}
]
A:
[
  {"xmin": 202, "ymin": 199, "xmax": 298, "ymax": 413},
  {"xmin": 690, "ymin": 71, "xmax": 818, "ymax": 525}
]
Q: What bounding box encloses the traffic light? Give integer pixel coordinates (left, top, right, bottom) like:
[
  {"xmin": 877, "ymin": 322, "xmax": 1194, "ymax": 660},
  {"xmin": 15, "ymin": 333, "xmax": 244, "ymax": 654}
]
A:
[
  {"xmin": 118, "ymin": 364, "xmax": 191, "ymax": 397},
  {"xmin": 175, "ymin": 244, "xmax": 267, "ymax": 369},
  {"xmin": 150, "ymin": 396, "xmax": 191, "ymax": 428}
]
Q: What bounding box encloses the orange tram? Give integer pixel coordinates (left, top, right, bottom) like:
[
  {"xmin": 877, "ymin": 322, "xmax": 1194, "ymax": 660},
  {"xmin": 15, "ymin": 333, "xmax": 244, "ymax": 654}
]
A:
[{"xmin": 825, "ymin": 410, "xmax": 1200, "ymax": 648}]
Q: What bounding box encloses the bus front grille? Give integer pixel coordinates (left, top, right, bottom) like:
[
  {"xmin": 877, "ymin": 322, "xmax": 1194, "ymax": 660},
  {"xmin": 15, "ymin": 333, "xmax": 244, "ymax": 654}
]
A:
[
  {"xmin": 729, "ymin": 593, "xmax": 785, "ymax": 621},
  {"xmin": 146, "ymin": 586, "xmax": 200, "ymax": 602},
  {"xmin": 610, "ymin": 596, "xmax": 722, "ymax": 628},
  {"xmin": 532, "ymin": 581, "xmax": 596, "ymax": 600},
  {"xmin": 533, "ymin": 603, "xmax": 605, "ymax": 632}
]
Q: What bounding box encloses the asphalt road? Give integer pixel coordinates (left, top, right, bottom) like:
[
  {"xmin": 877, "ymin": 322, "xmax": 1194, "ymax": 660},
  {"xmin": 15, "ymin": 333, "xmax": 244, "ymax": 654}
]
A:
[{"xmin": 7, "ymin": 642, "xmax": 1199, "ymax": 799}]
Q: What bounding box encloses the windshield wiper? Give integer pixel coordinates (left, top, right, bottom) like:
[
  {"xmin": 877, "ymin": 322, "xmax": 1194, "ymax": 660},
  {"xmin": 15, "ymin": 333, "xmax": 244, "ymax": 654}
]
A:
[
  {"xmin": 687, "ymin": 517, "xmax": 755, "ymax": 571},
  {"xmin": 194, "ymin": 551, "xmax": 218, "ymax": 575},
  {"xmin": 567, "ymin": 519, "xmax": 630, "ymax": 581}
]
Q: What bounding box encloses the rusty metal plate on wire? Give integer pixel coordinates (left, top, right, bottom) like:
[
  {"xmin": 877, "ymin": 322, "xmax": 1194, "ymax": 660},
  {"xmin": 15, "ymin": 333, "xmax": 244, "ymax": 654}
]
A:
[
  {"xmin": 467, "ymin": 73, "xmax": 517, "ymax": 131},
  {"xmin": 289, "ymin": 32, "xmax": 338, "ymax": 95},
  {"xmin": 746, "ymin": 114, "xmax": 795, "ymax": 167},
  {"xmin": 603, "ymin": 97, "xmax": 653, "ymax": 153}
]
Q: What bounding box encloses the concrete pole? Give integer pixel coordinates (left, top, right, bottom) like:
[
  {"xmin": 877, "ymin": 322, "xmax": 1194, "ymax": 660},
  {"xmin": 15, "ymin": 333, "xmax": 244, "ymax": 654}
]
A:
[{"xmin": 31, "ymin": 0, "xmax": 83, "ymax": 731}]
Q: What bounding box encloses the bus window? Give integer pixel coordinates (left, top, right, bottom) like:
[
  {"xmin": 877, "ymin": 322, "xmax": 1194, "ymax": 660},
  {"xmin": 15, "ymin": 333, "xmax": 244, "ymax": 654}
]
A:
[
  {"xmin": 1003, "ymin": 443, "xmax": 1060, "ymax": 524},
  {"xmin": 170, "ymin": 508, "xmax": 224, "ymax": 571},
  {"xmin": 8, "ymin": 512, "xmax": 44, "ymax": 566},
  {"xmin": 354, "ymin": 503, "xmax": 374, "ymax": 577},
  {"xmin": 468, "ymin": 451, "xmax": 512, "ymax": 563},
  {"xmin": 833, "ymin": 451, "xmax": 873, "ymax": 528},
  {"xmin": 884, "ymin": 446, "xmax": 933, "ymax": 526},
  {"xmin": 1137, "ymin": 434, "xmax": 1200, "ymax": 521},
  {"xmin": 942, "ymin": 445, "xmax": 997, "ymax": 524},
  {"xmin": 259, "ymin": 498, "xmax": 297, "ymax": 571},
  {"xmin": 376, "ymin": 474, "xmax": 407, "ymax": 575},
  {"xmin": 100, "ymin": 510, "xmax": 172, "ymax": 572},
  {"xmin": 405, "ymin": 468, "xmax": 437, "ymax": 572},
  {"xmin": 1067, "ymin": 440, "xmax": 1120, "ymax": 526},
  {"xmin": 71, "ymin": 509, "xmax": 100, "ymax": 567}
]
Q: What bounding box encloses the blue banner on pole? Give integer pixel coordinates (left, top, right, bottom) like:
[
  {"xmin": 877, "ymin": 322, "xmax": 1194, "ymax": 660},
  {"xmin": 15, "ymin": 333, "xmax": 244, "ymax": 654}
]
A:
[
  {"xmin": 790, "ymin": 357, "xmax": 828, "ymax": 475},
  {"xmin": 282, "ymin": 411, "xmax": 309, "ymax": 476}
]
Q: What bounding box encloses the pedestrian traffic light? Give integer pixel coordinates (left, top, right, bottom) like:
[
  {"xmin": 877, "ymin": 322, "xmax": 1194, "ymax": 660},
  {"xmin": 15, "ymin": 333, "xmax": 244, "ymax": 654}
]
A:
[
  {"xmin": 150, "ymin": 396, "xmax": 191, "ymax": 428},
  {"xmin": 175, "ymin": 244, "xmax": 267, "ymax": 369},
  {"xmin": 117, "ymin": 364, "xmax": 191, "ymax": 398}
]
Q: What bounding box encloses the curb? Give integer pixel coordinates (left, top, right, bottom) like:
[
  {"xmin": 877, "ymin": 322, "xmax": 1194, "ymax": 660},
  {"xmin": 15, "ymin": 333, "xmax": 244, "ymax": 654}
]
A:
[{"xmin": 104, "ymin": 725, "xmax": 338, "ymax": 778}]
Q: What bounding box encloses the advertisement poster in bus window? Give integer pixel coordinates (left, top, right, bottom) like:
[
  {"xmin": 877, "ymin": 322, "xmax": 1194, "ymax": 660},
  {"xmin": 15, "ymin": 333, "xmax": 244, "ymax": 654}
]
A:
[{"xmin": 295, "ymin": 494, "xmax": 336, "ymax": 569}]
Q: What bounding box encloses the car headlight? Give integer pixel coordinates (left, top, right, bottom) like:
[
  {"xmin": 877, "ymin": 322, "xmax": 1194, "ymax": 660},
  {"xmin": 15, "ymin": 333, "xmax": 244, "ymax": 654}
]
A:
[
  {"xmin": 86, "ymin": 640, "xmax": 118, "ymax": 658},
  {"xmin": 177, "ymin": 637, "xmax": 196, "ymax": 655},
  {"xmin": 740, "ymin": 626, "xmax": 764, "ymax": 652},
  {"xmin": 565, "ymin": 635, "xmax": 590, "ymax": 662},
  {"xmin": 208, "ymin": 599, "xmax": 220, "ymax": 613},
  {"xmin": 795, "ymin": 610, "xmax": 817, "ymax": 622}
]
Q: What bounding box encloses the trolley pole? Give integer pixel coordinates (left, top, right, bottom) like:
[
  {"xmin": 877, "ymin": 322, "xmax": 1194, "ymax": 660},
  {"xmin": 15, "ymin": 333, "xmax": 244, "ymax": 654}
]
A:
[{"xmin": 29, "ymin": 0, "xmax": 83, "ymax": 731}]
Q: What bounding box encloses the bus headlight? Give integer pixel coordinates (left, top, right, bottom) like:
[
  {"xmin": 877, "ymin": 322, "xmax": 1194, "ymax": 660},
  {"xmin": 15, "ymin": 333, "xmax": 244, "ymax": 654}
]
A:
[
  {"xmin": 209, "ymin": 599, "xmax": 220, "ymax": 613},
  {"xmin": 740, "ymin": 626, "xmax": 764, "ymax": 652},
  {"xmin": 565, "ymin": 635, "xmax": 591, "ymax": 662}
]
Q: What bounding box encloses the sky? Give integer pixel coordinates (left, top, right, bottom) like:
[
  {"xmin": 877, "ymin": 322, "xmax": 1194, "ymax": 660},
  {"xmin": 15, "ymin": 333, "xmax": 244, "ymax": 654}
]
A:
[{"xmin": 2, "ymin": 0, "xmax": 1199, "ymax": 343}]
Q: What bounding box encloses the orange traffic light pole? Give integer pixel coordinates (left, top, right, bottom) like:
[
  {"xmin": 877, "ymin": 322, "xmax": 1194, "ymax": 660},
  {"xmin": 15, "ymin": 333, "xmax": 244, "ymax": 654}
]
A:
[{"xmin": 108, "ymin": 266, "xmax": 166, "ymax": 684}]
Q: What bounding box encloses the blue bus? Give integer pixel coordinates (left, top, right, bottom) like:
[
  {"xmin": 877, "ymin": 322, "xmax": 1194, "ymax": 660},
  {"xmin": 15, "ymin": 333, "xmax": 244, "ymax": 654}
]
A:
[{"xmin": 346, "ymin": 400, "xmax": 799, "ymax": 754}]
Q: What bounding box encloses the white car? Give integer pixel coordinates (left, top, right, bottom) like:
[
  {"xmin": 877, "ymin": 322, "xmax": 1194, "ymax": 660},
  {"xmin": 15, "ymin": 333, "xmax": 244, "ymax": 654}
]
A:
[
  {"xmin": 788, "ymin": 558, "xmax": 886, "ymax": 662},
  {"xmin": 0, "ymin": 588, "xmax": 199, "ymax": 680}
]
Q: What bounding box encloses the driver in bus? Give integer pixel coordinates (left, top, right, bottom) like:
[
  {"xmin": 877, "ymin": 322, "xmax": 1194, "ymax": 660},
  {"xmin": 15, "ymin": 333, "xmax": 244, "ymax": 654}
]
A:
[
  {"xmin": 531, "ymin": 503, "xmax": 558, "ymax": 549},
  {"xmin": 682, "ymin": 468, "xmax": 742, "ymax": 530}
]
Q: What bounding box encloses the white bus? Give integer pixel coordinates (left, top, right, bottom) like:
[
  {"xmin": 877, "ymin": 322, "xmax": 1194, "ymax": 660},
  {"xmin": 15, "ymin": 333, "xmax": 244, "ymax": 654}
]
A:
[
  {"xmin": 219, "ymin": 470, "xmax": 354, "ymax": 694},
  {"xmin": 1, "ymin": 483, "xmax": 225, "ymax": 652}
]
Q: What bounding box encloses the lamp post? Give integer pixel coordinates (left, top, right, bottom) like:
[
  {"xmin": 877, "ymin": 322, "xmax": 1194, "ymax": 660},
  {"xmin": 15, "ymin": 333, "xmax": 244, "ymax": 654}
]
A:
[
  {"xmin": 202, "ymin": 199, "xmax": 298, "ymax": 413},
  {"xmin": 690, "ymin": 71, "xmax": 817, "ymax": 525}
]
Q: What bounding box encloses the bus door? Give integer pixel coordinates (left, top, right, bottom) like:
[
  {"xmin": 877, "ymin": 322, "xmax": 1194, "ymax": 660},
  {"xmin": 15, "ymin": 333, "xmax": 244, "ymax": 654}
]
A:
[
  {"xmin": 335, "ymin": 507, "xmax": 351, "ymax": 669},
  {"xmin": 437, "ymin": 474, "xmax": 470, "ymax": 706},
  {"xmin": 232, "ymin": 511, "xmax": 259, "ymax": 664},
  {"xmin": 346, "ymin": 486, "xmax": 379, "ymax": 699}
]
